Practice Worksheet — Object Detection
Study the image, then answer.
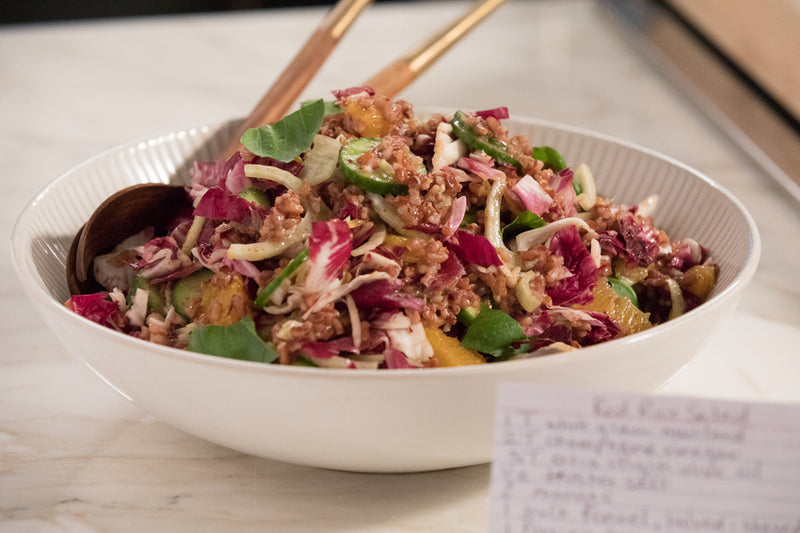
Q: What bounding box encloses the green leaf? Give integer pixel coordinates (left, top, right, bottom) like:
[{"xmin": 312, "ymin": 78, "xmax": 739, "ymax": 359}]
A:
[
  {"xmin": 531, "ymin": 145, "xmax": 567, "ymax": 172},
  {"xmin": 461, "ymin": 305, "xmax": 527, "ymax": 356},
  {"xmin": 293, "ymin": 356, "xmax": 319, "ymax": 367},
  {"xmin": 187, "ymin": 316, "xmax": 279, "ymax": 363},
  {"xmin": 240, "ymin": 98, "xmax": 326, "ymax": 162},
  {"xmin": 502, "ymin": 210, "xmax": 546, "ymax": 241},
  {"xmin": 608, "ymin": 277, "xmax": 639, "ymax": 308},
  {"xmin": 490, "ymin": 341, "xmax": 535, "ymax": 362},
  {"xmin": 301, "ymin": 99, "xmax": 342, "ymax": 115}
]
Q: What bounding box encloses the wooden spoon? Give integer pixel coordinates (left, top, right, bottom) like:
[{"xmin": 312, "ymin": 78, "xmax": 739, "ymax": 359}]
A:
[
  {"xmin": 67, "ymin": 0, "xmax": 506, "ymax": 296},
  {"xmin": 67, "ymin": 184, "xmax": 193, "ymax": 294}
]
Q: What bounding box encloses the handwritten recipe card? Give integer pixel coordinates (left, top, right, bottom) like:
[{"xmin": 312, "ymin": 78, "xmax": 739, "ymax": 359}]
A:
[{"xmin": 490, "ymin": 384, "xmax": 800, "ymax": 533}]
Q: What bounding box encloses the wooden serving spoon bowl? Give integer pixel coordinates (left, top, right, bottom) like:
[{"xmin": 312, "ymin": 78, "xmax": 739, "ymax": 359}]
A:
[{"xmin": 66, "ymin": 183, "xmax": 191, "ymax": 295}]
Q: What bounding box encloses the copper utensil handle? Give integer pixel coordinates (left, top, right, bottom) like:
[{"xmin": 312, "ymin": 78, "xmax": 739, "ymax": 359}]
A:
[
  {"xmin": 222, "ymin": 0, "xmax": 373, "ymax": 159},
  {"xmin": 365, "ymin": 0, "xmax": 506, "ymax": 98}
]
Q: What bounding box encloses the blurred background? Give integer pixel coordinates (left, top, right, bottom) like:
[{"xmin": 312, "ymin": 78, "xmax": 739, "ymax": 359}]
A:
[
  {"xmin": 1, "ymin": 0, "xmax": 405, "ymax": 24},
  {"xmin": 1, "ymin": 0, "xmax": 798, "ymax": 193}
]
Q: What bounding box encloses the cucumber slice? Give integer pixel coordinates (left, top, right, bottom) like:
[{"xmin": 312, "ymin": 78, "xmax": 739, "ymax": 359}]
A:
[
  {"xmin": 457, "ymin": 305, "xmax": 480, "ymax": 326},
  {"xmin": 173, "ymin": 268, "xmax": 214, "ymax": 318},
  {"xmin": 338, "ymin": 137, "xmax": 409, "ymax": 196},
  {"xmin": 253, "ymin": 248, "xmax": 309, "ymax": 309},
  {"xmin": 450, "ymin": 110, "xmax": 522, "ymax": 172},
  {"xmin": 127, "ymin": 274, "xmax": 165, "ymax": 313},
  {"xmin": 240, "ymin": 187, "xmax": 270, "ymax": 208}
]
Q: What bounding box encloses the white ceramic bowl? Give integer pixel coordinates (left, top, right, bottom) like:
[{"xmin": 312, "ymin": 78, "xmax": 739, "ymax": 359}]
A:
[{"xmin": 11, "ymin": 117, "xmax": 760, "ymax": 472}]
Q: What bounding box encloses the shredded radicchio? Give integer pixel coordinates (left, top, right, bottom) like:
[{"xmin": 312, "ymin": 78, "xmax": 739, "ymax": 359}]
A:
[
  {"xmin": 458, "ymin": 157, "xmax": 507, "ymax": 181},
  {"xmin": 447, "ymin": 230, "xmax": 503, "ymax": 267},
  {"xmin": 333, "ymin": 86, "xmax": 375, "ymax": 99},
  {"xmin": 349, "ymin": 279, "xmax": 425, "ymax": 313},
  {"xmin": 546, "ymin": 226, "xmax": 597, "ymax": 306},
  {"xmin": 548, "ymin": 169, "xmax": 578, "ymax": 218},
  {"xmin": 301, "ymin": 337, "xmax": 358, "ymax": 360},
  {"xmin": 68, "ymin": 293, "xmax": 122, "ymax": 329},
  {"xmin": 670, "ymin": 238, "xmax": 708, "ymax": 271},
  {"xmin": 618, "ymin": 211, "xmax": 660, "ymax": 266},
  {"xmin": 133, "ymin": 236, "xmax": 199, "ymax": 283},
  {"xmin": 193, "ymin": 243, "xmax": 261, "ymax": 279},
  {"xmin": 305, "ymin": 220, "xmax": 353, "ymax": 294},
  {"xmin": 443, "ymin": 195, "xmax": 467, "ymax": 237},
  {"xmin": 525, "ymin": 306, "xmax": 620, "ymax": 350},
  {"xmin": 475, "ymin": 106, "xmax": 510, "ymax": 120},
  {"xmin": 193, "ymin": 187, "xmax": 261, "ymax": 223},
  {"xmin": 511, "ymin": 175, "xmax": 552, "ymax": 215},
  {"xmin": 429, "ymin": 252, "xmax": 466, "ymax": 292},
  {"xmin": 384, "ymin": 348, "xmax": 419, "ymax": 369}
]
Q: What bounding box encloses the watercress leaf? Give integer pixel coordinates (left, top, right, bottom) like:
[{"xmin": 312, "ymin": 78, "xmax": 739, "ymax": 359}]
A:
[
  {"xmin": 293, "ymin": 356, "xmax": 319, "ymax": 367},
  {"xmin": 531, "ymin": 145, "xmax": 567, "ymax": 172},
  {"xmin": 240, "ymin": 98, "xmax": 325, "ymax": 162},
  {"xmin": 461, "ymin": 306, "xmax": 527, "ymax": 354},
  {"xmin": 489, "ymin": 341, "xmax": 535, "ymax": 361},
  {"xmin": 608, "ymin": 277, "xmax": 639, "ymax": 308},
  {"xmin": 502, "ymin": 210, "xmax": 546, "ymax": 241},
  {"xmin": 187, "ymin": 316, "xmax": 279, "ymax": 363},
  {"xmin": 302, "ymin": 99, "xmax": 342, "ymax": 115}
]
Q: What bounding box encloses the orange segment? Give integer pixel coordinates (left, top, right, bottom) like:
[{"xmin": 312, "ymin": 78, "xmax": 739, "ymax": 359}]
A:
[
  {"xmin": 582, "ymin": 279, "xmax": 652, "ymax": 336},
  {"xmin": 343, "ymin": 99, "xmax": 391, "ymax": 138},
  {"xmin": 424, "ymin": 327, "xmax": 485, "ymax": 367},
  {"xmin": 683, "ymin": 264, "xmax": 717, "ymax": 301},
  {"xmin": 196, "ymin": 273, "xmax": 253, "ymax": 326}
]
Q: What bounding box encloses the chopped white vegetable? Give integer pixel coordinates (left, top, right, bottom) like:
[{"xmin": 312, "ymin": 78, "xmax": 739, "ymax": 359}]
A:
[
  {"xmin": 245, "ymin": 164, "xmax": 303, "ymax": 191},
  {"xmin": 574, "ymin": 163, "xmax": 597, "ymax": 211},
  {"xmin": 299, "ymin": 134, "xmax": 342, "ymax": 186},
  {"xmin": 515, "ymin": 217, "xmax": 592, "ymax": 251},
  {"xmin": 432, "ymin": 122, "xmax": 467, "ymax": 171}
]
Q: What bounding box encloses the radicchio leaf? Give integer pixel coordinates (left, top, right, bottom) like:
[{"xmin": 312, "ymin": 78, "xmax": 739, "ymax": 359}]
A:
[
  {"xmin": 300, "ymin": 337, "xmax": 358, "ymax": 360},
  {"xmin": 305, "ymin": 220, "xmax": 353, "ymax": 294},
  {"xmin": 510, "ymin": 175, "xmax": 552, "ymax": 215},
  {"xmin": 68, "ymin": 293, "xmax": 122, "ymax": 330},
  {"xmin": 447, "ymin": 230, "xmax": 502, "ymax": 267},
  {"xmin": 191, "ymin": 153, "xmax": 240, "ymax": 190},
  {"xmin": 525, "ymin": 306, "xmax": 620, "ymax": 350},
  {"xmin": 546, "ymin": 225, "xmax": 597, "ymax": 306},
  {"xmin": 429, "ymin": 251, "xmax": 466, "ymax": 292},
  {"xmin": 193, "ymin": 187, "xmax": 255, "ymax": 223},
  {"xmin": 670, "ymin": 238, "xmax": 707, "ymax": 271},
  {"xmin": 133, "ymin": 236, "xmax": 199, "ymax": 283},
  {"xmin": 618, "ymin": 211, "xmax": 660, "ymax": 266},
  {"xmin": 193, "ymin": 243, "xmax": 261, "ymax": 279},
  {"xmin": 349, "ymin": 279, "xmax": 424, "ymax": 313},
  {"xmin": 443, "ymin": 195, "xmax": 467, "ymax": 237},
  {"xmin": 332, "ymin": 86, "xmax": 375, "ymax": 99},
  {"xmin": 548, "ymin": 169, "xmax": 577, "ymax": 218},
  {"xmin": 457, "ymin": 157, "xmax": 507, "ymax": 181},
  {"xmin": 475, "ymin": 106, "xmax": 510, "ymax": 120},
  {"xmin": 385, "ymin": 348, "xmax": 420, "ymax": 369}
]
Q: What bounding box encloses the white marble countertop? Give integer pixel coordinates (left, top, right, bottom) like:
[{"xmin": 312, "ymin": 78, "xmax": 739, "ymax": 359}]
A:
[{"xmin": 2, "ymin": 1, "xmax": 799, "ymax": 531}]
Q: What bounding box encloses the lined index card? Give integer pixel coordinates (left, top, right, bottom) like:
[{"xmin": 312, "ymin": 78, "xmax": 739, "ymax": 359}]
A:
[{"xmin": 490, "ymin": 383, "xmax": 800, "ymax": 533}]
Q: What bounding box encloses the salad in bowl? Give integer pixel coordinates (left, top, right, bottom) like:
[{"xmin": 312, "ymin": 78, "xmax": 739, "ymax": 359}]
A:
[{"xmin": 67, "ymin": 87, "xmax": 718, "ymax": 370}]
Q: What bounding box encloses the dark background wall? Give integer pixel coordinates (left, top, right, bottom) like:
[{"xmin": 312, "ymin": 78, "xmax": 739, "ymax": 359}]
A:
[{"xmin": 1, "ymin": 0, "xmax": 404, "ymax": 25}]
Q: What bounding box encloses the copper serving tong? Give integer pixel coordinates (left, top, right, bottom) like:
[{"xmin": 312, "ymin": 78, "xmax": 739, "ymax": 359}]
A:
[{"xmin": 67, "ymin": 0, "xmax": 506, "ymax": 295}]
